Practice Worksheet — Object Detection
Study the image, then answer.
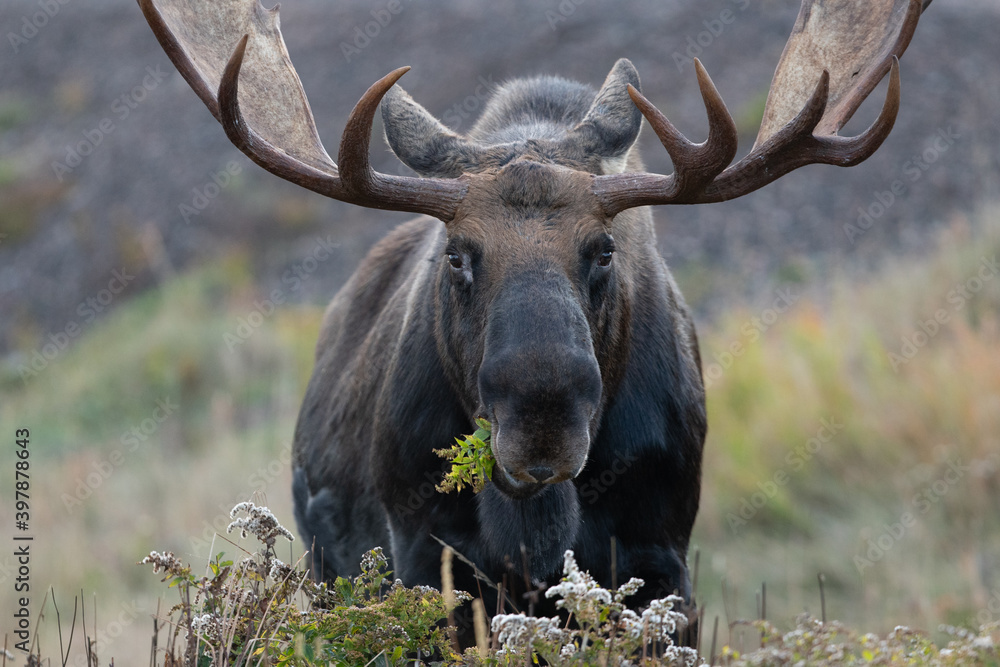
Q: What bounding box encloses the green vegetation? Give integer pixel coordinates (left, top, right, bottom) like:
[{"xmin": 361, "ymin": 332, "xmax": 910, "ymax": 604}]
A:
[
  {"xmin": 0, "ymin": 94, "xmax": 33, "ymax": 133},
  {"xmin": 1, "ymin": 205, "xmax": 998, "ymax": 664},
  {"xmin": 692, "ymin": 211, "xmax": 1000, "ymax": 638},
  {"xmin": 435, "ymin": 418, "xmax": 495, "ymax": 494}
]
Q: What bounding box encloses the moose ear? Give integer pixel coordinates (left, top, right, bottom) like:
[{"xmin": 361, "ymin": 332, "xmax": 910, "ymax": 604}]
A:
[
  {"xmin": 568, "ymin": 59, "xmax": 643, "ymax": 168},
  {"xmin": 381, "ymin": 85, "xmax": 479, "ymax": 178}
]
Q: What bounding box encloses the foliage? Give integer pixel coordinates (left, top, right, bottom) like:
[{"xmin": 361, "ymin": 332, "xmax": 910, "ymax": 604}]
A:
[
  {"xmin": 140, "ymin": 531, "xmax": 1000, "ymax": 666},
  {"xmin": 434, "ymin": 418, "xmax": 496, "ymax": 494},
  {"xmin": 140, "ymin": 501, "xmax": 462, "ymax": 666},
  {"xmin": 722, "ymin": 617, "xmax": 999, "ymax": 666}
]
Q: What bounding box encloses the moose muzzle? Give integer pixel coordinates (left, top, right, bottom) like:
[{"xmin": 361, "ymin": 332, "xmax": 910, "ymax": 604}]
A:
[{"xmin": 478, "ymin": 271, "xmax": 602, "ymax": 499}]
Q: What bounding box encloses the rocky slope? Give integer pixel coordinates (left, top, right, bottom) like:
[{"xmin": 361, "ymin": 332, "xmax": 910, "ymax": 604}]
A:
[{"xmin": 1, "ymin": 0, "xmax": 997, "ymax": 357}]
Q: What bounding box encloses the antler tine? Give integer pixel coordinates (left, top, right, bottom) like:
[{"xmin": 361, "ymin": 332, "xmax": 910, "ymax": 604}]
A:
[
  {"xmin": 624, "ymin": 59, "xmax": 738, "ymax": 203},
  {"xmin": 597, "ymin": 59, "xmax": 738, "ymax": 215},
  {"xmin": 593, "ymin": 0, "xmax": 924, "ymax": 214},
  {"xmin": 218, "ymin": 35, "xmax": 341, "ymax": 198},
  {"xmin": 219, "ymin": 42, "xmax": 468, "ymax": 219},
  {"xmin": 813, "ymin": 58, "xmax": 901, "ymax": 167},
  {"xmin": 696, "ymin": 66, "xmax": 834, "ymax": 202},
  {"xmin": 142, "ymin": 0, "xmax": 467, "ymax": 222},
  {"xmin": 702, "ymin": 58, "xmax": 900, "ymax": 202},
  {"xmin": 339, "ymin": 66, "xmax": 471, "ymax": 216},
  {"xmin": 338, "ymin": 67, "xmax": 412, "ymax": 195}
]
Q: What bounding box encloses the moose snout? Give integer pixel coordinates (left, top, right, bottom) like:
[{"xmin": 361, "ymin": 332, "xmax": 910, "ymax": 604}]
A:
[
  {"xmin": 490, "ymin": 413, "xmax": 592, "ymax": 490},
  {"xmin": 478, "ymin": 269, "xmax": 603, "ymax": 497},
  {"xmin": 479, "ymin": 345, "xmax": 601, "ymax": 495}
]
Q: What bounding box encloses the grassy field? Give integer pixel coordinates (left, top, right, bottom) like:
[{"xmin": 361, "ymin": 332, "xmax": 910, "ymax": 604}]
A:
[{"xmin": 1, "ymin": 205, "xmax": 998, "ymax": 664}]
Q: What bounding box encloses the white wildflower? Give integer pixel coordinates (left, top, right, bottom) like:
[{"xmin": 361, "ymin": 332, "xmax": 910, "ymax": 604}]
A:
[
  {"xmin": 545, "ymin": 549, "xmax": 616, "ymax": 624},
  {"xmin": 662, "ymin": 644, "xmax": 700, "ymax": 666},
  {"xmin": 359, "ymin": 546, "xmax": 387, "ymax": 574},
  {"xmin": 620, "ymin": 595, "xmax": 688, "ymax": 641},
  {"xmin": 227, "ymin": 501, "xmax": 294, "ymax": 546},
  {"xmin": 268, "ymin": 557, "xmax": 293, "ymax": 581},
  {"xmin": 614, "ymin": 576, "xmax": 646, "ymax": 602},
  {"xmin": 141, "ymin": 550, "xmax": 185, "ymax": 575},
  {"xmin": 189, "ymin": 612, "xmax": 221, "ymax": 641},
  {"xmin": 491, "ymin": 613, "xmax": 566, "ymax": 650}
]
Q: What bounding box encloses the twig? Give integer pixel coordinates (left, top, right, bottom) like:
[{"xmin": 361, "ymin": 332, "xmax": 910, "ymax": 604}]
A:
[
  {"xmin": 430, "ymin": 534, "xmax": 498, "ymax": 592},
  {"xmin": 442, "ymin": 546, "xmax": 460, "ymax": 654},
  {"xmin": 610, "ymin": 536, "xmax": 618, "ymax": 591},
  {"xmin": 183, "ymin": 579, "xmax": 197, "ymax": 666},
  {"xmin": 149, "ymin": 598, "xmax": 160, "ymax": 667},
  {"xmin": 691, "ymin": 548, "xmax": 700, "ymax": 604},
  {"xmin": 761, "ymin": 581, "xmax": 766, "ymax": 622},
  {"xmin": 92, "ymin": 595, "xmax": 99, "ymax": 667},
  {"xmin": 696, "ymin": 605, "xmax": 705, "ymax": 657},
  {"xmin": 81, "ymin": 590, "xmax": 91, "ymax": 667},
  {"xmin": 519, "ymin": 544, "xmax": 534, "ymax": 618},
  {"xmin": 818, "ymin": 573, "xmax": 827, "ymax": 624},
  {"xmin": 27, "ymin": 587, "xmax": 50, "ymax": 658},
  {"xmin": 709, "ymin": 615, "xmax": 719, "ymax": 666},
  {"xmin": 472, "ymin": 598, "xmax": 489, "ymax": 659},
  {"xmin": 260, "ymin": 550, "xmax": 313, "ymax": 661},
  {"xmin": 53, "ymin": 590, "xmax": 66, "ymax": 666},
  {"xmin": 53, "ymin": 590, "xmax": 79, "ymax": 667},
  {"xmin": 363, "ymin": 649, "xmax": 387, "ymax": 666}
]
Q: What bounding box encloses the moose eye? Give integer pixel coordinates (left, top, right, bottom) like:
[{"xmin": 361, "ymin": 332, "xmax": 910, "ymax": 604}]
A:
[
  {"xmin": 597, "ymin": 250, "xmax": 614, "ymax": 268},
  {"xmin": 447, "ymin": 253, "xmax": 463, "ymax": 270}
]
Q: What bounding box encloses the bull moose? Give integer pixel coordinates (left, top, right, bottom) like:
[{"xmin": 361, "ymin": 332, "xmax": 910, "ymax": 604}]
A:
[{"xmin": 140, "ymin": 0, "xmax": 926, "ymax": 635}]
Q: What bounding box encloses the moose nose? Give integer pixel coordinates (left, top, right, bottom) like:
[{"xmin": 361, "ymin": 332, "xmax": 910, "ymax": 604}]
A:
[{"xmin": 527, "ymin": 466, "xmax": 556, "ymax": 483}]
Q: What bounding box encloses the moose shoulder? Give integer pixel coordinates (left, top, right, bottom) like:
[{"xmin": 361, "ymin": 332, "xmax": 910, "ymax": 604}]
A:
[{"xmin": 140, "ymin": 0, "xmax": 926, "ymax": 639}]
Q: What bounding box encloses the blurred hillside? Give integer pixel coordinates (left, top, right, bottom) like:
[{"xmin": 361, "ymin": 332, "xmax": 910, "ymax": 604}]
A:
[{"xmin": 1, "ymin": 0, "xmax": 999, "ymax": 358}]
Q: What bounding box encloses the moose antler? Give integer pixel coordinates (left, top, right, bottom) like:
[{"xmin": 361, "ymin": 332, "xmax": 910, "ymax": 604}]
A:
[
  {"xmin": 138, "ymin": 0, "xmax": 467, "ymax": 221},
  {"xmin": 593, "ymin": 0, "xmax": 926, "ymax": 214},
  {"xmin": 140, "ymin": 0, "xmax": 926, "ymax": 220}
]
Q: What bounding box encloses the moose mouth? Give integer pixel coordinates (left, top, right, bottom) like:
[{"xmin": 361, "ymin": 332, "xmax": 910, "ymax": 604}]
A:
[
  {"xmin": 490, "ymin": 463, "xmax": 546, "ymax": 500},
  {"xmin": 487, "ymin": 417, "xmax": 586, "ymax": 500}
]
